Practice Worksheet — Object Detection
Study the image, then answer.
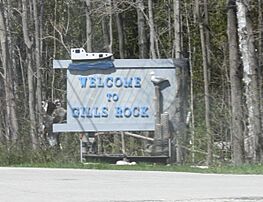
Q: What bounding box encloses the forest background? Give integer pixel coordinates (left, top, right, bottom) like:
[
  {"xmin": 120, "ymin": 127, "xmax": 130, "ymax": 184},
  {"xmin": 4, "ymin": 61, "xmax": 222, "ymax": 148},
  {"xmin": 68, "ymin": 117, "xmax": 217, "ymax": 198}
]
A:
[{"xmin": 0, "ymin": 0, "xmax": 262, "ymax": 166}]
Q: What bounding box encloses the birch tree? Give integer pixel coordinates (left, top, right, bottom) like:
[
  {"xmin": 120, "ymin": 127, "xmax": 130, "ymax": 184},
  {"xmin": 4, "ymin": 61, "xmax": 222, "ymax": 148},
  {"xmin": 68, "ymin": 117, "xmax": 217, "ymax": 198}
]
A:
[
  {"xmin": 236, "ymin": 0, "xmax": 262, "ymax": 162},
  {"xmin": 258, "ymin": 0, "xmax": 263, "ymax": 138}
]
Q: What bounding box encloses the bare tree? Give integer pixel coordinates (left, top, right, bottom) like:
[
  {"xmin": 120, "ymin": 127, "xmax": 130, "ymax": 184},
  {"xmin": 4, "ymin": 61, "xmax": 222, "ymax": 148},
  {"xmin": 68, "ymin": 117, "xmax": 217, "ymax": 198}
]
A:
[
  {"xmin": 227, "ymin": 0, "xmax": 244, "ymax": 165},
  {"xmin": 148, "ymin": 0, "xmax": 156, "ymax": 59},
  {"xmin": 185, "ymin": 1, "xmax": 196, "ymax": 163},
  {"xmin": 136, "ymin": 0, "xmax": 147, "ymax": 58},
  {"xmin": 173, "ymin": 0, "xmax": 184, "ymax": 164},
  {"xmin": 32, "ymin": 0, "xmax": 43, "ymax": 136},
  {"xmin": 197, "ymin": 0, "xmax": 213, "ymax": 165},
  {"xmin": 102, "ymin": 16, "xmax": 110, "ymax": 52},
  {"xmin": 173, "ymin": 0, "xmax": 181, "ymax": 58},
  {"xmin": 108, "ymin": 0, "xmax": 113, "ymax": 53},
  {"xmin": 236, "ymin": 0, "xmax": 262, "ymax": 162},
  {"xmin": 100, "ymin": 1, "xmax": 113, "ymax": 53},
  {"xmin": 22, "ymin": 0, "xmax": 38, "ymax": 149},
  {"xmin": 85, "ymin": 0, "xmax": 92, "ymax": 52},
  {"xmin": 258, "ymin": 0, "xmax": 263, "ymax": 140},
  {"xmin": 0, "ymin": 1, "xmax": 18, "ymax": 142},
  {"xmin": 171, "ymin": 0, "xmax": 190, "ymax": 164},
  {"xmin": 113, "ymin": 0, "xmax": 125, "ymax": 58}
]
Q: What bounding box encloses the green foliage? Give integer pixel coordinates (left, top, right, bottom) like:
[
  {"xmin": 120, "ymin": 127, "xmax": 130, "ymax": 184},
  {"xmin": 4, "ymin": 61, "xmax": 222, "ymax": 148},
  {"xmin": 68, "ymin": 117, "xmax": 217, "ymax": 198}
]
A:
[{"xmin": 0, "ymin": 133, "xmax": 80, "ymax": 166}]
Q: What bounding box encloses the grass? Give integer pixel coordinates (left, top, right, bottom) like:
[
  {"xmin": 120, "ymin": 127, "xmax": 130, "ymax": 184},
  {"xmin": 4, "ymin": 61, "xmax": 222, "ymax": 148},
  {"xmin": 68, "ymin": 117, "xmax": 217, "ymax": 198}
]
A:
[{"xmin": 4, "ymin": 161, "xmax": 263, "ymax": 175}]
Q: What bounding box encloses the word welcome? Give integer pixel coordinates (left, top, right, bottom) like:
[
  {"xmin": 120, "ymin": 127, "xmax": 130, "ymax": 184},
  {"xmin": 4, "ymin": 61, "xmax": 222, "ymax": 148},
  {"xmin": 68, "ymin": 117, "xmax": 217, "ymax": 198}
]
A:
[{"xmin": 79, "ymin": 76, "xmax": 142, "ymax": 88}]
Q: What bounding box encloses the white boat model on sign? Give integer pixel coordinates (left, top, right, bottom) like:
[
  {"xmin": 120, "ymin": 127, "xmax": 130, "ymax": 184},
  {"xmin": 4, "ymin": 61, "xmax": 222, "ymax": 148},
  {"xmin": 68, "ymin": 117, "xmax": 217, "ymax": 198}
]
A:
[{"xmin": 71, "ymin": 48, "xmax": 113, "ymax": 61}]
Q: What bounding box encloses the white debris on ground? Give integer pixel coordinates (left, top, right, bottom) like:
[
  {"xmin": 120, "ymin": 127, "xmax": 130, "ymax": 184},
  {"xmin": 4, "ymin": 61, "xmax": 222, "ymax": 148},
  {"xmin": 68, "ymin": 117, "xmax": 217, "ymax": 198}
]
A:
[
  {"xmin": 115, "ymin": 160, "xmax": 137, "ymax": 165},
  {"xmin": 190, "ymin": 165, "xmax": 209, "ymax": 169}
]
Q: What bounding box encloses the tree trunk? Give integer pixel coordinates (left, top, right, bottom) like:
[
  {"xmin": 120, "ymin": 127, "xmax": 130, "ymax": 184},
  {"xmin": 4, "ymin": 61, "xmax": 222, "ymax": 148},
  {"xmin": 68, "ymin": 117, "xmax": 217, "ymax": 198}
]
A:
[
  {"xmin": 0, "ymin": 3, "xmax": 10, "ymax": 140},
  {"xmin": 115, "ymin": 13, "xmax": 124, "ymax": 58},
  {"xmin": 185, "ymin": 1, "xmax": 196, "ymax": 163},
  {"xmin": 22, "ymin": 0, "xmax": 38, "ymax": 149},
  {"xmin": 258, "ymin": 0, "xmax": 263, "ymax": 79},
  {"xmin": 227, "ymin": 0, "xmax": 244, "ymax": 165},
  {"xmin": 32, "ymin": 0, "xmax": 43, "ymax": 136},
  {"xmin": 204, "ymin": 0, "xmax": 211, "ymax": 67},
  {"xmin": 101, "ymin": 2, "xmax": 113, "ymax": 54},
  {"xmin": 173, "ymin": 0, "xmax": 187, "ymax": 164},
  {"xmin": 102, "ymin": 17, "xmax": 110, "ymax": 52},
  {"xmin": 51, "ymin": 0, "xmax": 57, "ymax": 101},
  {"xmin": 258, "ymin": 0, "xmax": 263, "ymax": 148},
  {"xmin": 236, "ymin": 0, "xmax": 262, "ymax": 162},
  {"xmin": 136, "ymin": 0, "xmax": 147, "ymax": 58},
  {"xmin": 113, "ymin": 0, "xmax": 125, "ymax": 59},
  {"xmin": 6, "ymin": 1, "xmax": 18, "ymax": 142},
  {"xmin": 85, "ymin": 0, "xmax": 92, "ymax": 52},
  {"xmin": 196, "ymin": 0, "xmax": 213, "ymax": 165},
  {"xmin": 148, "ymin": 0, "xmax": 156, "ymax": 59},
  {"xmin": 168, "ymin": 0, "xmax": 172, "ymax": 55},
  {"xmin": 173, "ymin": 0, "xmax": 181, "ymax": 58},
  {"xmin": 0, "ymin": 2, "xmax": 18, "ymax": 142},
  {"xmin": 108, "ymin": 0, "xmax": 113, "ymax": 53}
]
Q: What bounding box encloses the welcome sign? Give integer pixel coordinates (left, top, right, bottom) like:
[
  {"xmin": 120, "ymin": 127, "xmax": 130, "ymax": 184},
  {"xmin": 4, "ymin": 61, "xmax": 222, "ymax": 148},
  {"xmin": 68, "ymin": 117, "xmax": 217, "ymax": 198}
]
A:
[{"xmin": 53, "ymin": 59, "xmax": 178, "ymax": 132}]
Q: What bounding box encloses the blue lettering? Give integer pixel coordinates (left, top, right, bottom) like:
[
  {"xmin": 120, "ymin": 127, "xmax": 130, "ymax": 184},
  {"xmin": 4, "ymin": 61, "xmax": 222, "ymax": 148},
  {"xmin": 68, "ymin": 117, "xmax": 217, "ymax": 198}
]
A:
[
  {"xmin": 112, "ymin": 93, "xmax": 119, "ymax": 102},
  {"xmin": 86, "ymin": 107, "xmax": 92, "ymax": 117},
  {"xmin": 115, "ymin": 77, "xmax": 123, "ymax": 87},
  {"xmin": 72, "ymin": 107, "xmax": 80, "ymax": 118},
  {"xmin": 134, "ymin": 77, "xmax": 142, "ymax": 88},
  {"xmin": 79, "ymin": 77, "xmax": 87, "ymax": 88},
  {"xmin": 141, "ymin": 106, "xmax": 149, "ymax": 117},
  {"xmin": 80, "ymin": 107, "xmax": 86, "ymax": 118},
  {"xmin": 114, "ymin": 106, "xmax": 149, "ymax": 118},
  {"xmin": 124, "ymin": 77, "xmax": 133, "ymax": 88},
  {"xmin": 106, "ymin": 93, "xmax": 119, "ymax": 102},
  {"xmin": 106, "ymin": 77, "xmax": 113, "ymax": 88},
  {"xmin": 93, "ymin": 107, "xmax": 100, "ymax": 118},
  {"xmin": 101, "ymin": 107, "xmax": 108, "ymax": 118},
  {"xmin": 124, "ymin": 107, "xmax": 132, "ymax": 118},
  {"xmin": 133, "ymin": 107, "xmax": 140, "ymax": 117},
  {"xmin": 97, "ymin": 77, "xmax": 104, "ymax": 88},
  {"xmin": 89, "ymin": 77, "xmax": 96, "ymax": 88},
  {"xmin": 106, "ymin": 93, "xmax": 112, "ymax": 102},
  {"xmin": 115, "ymin": 107, "xmax": 123, "ymax": 118}
]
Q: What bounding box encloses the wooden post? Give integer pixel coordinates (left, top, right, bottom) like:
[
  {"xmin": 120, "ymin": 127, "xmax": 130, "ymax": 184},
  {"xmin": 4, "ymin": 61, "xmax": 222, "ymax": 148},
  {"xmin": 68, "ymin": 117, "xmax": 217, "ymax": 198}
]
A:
[
  {"xmin": 153, "ymin": 85, "xmax": 163, "ymax": 156},
  {"xmin": 97, "ymin": 134, "xmax": 102, "ymax": 154},
  {"xmin": 161, "ymin": 112, "xmax": 170, "ymax": 156},
  {"xmin": 161, "ymin": 112, "xmax": 170, "ymax": 139},
  {"xmin": 152, "ymin": 123, "xmax": 162, "ymax": 156},
  {"xmin": 80, "ymin": 133, "xmax": 83, "ymax": 163},
  {"xmin": 113, "ymin": 133, "xmax": 121, "ymax": 153},
  {"xmin": 121, "ymin": 132, "xmax": 125, "ymax": 154},
  {"xmin": 155, "ymin": 85, "xmax": 161, "ymax": 124}
]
